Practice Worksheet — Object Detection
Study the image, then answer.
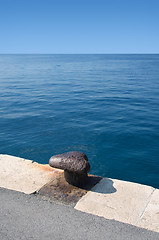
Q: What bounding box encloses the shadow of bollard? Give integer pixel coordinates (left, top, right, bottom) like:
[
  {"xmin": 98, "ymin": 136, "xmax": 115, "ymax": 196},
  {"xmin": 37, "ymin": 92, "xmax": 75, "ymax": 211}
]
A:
[{"xmin": 90, "ymin": 178, "xmax": 117, "ymax": 194}]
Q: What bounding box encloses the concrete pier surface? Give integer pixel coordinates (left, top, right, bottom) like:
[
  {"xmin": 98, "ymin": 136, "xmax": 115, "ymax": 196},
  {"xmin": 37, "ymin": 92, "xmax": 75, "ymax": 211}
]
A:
[{"xmin": 0, "ymin": 154, "xmax": 159, "ymax": 239}]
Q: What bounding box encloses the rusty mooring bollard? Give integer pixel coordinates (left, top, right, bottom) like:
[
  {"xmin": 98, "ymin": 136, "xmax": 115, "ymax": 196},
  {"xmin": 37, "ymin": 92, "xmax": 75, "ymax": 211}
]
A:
[{"xmin": 49, "ymin": 151, "xmax": 90, "ymax": 187}]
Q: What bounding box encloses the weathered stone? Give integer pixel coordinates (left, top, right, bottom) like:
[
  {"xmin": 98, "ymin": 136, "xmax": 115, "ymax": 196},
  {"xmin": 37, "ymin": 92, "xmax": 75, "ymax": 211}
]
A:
[{"xmin": 49, "ymin": 151, "xmax": 90, "ymax": 186}]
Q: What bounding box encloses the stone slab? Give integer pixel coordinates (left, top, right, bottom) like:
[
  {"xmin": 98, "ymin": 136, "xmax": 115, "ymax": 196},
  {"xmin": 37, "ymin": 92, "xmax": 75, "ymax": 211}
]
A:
[
  {"xmin": 137, "ymin": 189, "xmax": 159, "ymax": 232},
  {"xmin": 75, "ymin": 178, "xmax": 154, "ymax": 226},
  {"xmin": 0, "ymin": 154, "xmax": 63, "ymax": 194}
]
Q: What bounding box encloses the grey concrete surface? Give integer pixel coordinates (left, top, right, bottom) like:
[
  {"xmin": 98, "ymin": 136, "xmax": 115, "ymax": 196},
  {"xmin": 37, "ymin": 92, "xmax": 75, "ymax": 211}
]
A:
[{"xmin": 0, "ymin": 188, "xmax": 159, "ymax": 240}]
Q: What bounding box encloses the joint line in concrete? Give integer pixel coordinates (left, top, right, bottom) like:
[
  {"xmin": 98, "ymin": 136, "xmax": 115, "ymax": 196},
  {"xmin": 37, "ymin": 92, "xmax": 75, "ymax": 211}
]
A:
[{"xmin": 135, "ymin": 188, "xmax": 156, "ymax": 225}]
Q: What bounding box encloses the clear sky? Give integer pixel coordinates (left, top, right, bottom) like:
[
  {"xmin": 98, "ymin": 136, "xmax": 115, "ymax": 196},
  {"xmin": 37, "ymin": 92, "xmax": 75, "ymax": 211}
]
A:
[{"xmin": 0, "ymin": 0, "xmax": 159, "ymax": 53}]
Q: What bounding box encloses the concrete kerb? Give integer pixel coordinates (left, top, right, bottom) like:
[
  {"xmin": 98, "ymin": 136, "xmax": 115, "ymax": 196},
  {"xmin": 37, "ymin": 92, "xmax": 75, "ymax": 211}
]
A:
[
  {"xmin": 0, "ymin": 154, "xmax": 159, "ymax": 233},
  {"xmin": 0, "ymin": 154, "xmax": 63, "ymax": 194}
]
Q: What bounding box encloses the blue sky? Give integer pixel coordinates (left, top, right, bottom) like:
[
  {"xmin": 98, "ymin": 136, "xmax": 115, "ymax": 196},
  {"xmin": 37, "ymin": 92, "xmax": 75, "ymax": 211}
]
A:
[{"xmin": 0, "ymin": 0, "xmax": 159, "ymax": 53}]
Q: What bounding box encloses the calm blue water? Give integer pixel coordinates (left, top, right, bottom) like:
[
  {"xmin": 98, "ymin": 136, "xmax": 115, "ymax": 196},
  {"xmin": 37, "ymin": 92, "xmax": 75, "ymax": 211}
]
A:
[{"xmin": 0, "ymin": 54, "xmax": 159, "ymax": 188}]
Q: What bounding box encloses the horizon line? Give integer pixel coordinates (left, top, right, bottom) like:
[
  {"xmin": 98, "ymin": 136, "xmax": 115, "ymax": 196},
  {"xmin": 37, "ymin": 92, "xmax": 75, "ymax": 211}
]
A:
[{"xmin": 0, "ymin": 53, "xmax": 159, "ymax": 55}]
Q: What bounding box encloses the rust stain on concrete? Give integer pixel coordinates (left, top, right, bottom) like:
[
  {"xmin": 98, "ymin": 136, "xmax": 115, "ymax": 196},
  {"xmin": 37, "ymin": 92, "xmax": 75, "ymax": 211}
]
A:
[
  {"xmin": 32, "ymin": 163, "xmax": 63, "ymax": 175},
  {"xmin": 37, "ymin": 172, "xmax": 102, "ymax": 205}
]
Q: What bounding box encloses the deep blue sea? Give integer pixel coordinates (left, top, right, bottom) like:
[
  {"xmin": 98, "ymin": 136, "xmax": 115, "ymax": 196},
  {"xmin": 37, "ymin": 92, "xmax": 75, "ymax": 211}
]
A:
[{"xmin": 0, "ymin": 54, "xmax": 159, "ymax": 188}]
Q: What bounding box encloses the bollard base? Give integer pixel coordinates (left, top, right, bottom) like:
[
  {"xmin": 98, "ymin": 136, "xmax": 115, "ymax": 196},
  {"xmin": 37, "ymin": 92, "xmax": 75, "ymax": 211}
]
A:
[{"xmin": 64, "ymin": 170, "xmax": 88, "ymax": 187}]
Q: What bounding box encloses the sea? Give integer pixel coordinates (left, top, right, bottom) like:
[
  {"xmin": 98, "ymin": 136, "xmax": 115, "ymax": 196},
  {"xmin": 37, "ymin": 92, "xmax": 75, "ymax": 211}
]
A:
[{"xmin": 0, "ymin": 54, "xmax": 159, "ymax": 188}]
